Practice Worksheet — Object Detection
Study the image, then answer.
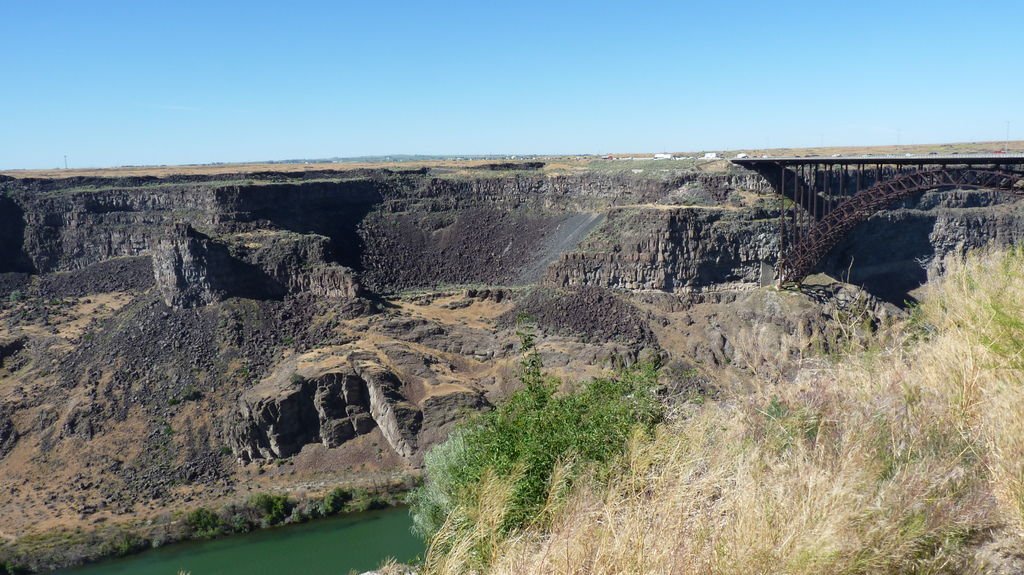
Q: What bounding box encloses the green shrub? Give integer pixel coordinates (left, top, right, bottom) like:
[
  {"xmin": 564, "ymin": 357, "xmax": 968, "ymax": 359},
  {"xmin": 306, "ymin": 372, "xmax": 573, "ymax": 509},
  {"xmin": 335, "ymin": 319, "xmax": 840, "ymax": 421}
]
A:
[
  {"xmin": 181, "ymin": 385, "xmax": 203, "ymax": 402},
  {"xmin": 347, "ymin": 489, "xmax": 388, "ymax": 513},
  {"xmin": 323, "ymin": 487, "xmax": 353, "ymax": 515},
  {"xmin": 409, "ymin": 322, "xmax": 662, "ymax": 541},
  {"xmin": 101, "ymin": 531, "xmax": 148, "ymax": 557},
  {"xmin": 247, "ymin": 493, "xmax": 291, "ymax": 526},
  {"xmin": 302, "ymin": 499, "xmax": 326, "ymax": 520},
  {"xmin": 185, "ymin": 507, "xmax": 223, "ymax": 538},
  {"xmin": 1, "ymin": 561, "xmax": 30, "ymax": 575},
  {"xmin": 228, "ymin": 513, "xmax": 253, "ymax": 534}
]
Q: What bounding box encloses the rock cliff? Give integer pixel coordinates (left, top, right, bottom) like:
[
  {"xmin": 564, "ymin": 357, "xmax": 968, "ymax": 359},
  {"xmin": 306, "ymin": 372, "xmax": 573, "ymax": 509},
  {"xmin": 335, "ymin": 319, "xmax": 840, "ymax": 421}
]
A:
[{"xmin": 546, "ymin": 206, "xmax": 779, "ymax": 291}]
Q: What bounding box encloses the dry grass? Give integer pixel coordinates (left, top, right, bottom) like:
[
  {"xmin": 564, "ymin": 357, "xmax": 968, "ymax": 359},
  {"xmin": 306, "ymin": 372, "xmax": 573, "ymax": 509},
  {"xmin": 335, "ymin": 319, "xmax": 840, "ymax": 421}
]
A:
[{"xmin": 421, "ymin": 248, "xmax": 1024, "ymax": 574}]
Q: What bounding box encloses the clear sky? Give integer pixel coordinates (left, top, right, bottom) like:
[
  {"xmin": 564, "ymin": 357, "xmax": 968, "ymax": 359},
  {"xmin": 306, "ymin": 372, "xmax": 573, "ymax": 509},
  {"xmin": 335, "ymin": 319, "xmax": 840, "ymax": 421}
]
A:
[{"xmin": 2, "ymin": 1, "xmax": 1022, "ymax": 169}]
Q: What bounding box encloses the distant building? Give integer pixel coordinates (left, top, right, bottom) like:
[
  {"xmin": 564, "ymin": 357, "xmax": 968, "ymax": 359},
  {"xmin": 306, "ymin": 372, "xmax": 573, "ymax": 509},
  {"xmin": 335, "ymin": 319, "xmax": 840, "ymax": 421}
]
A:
[
  {"xmin": 654, "ymin": 153, "xmax": 673, "ymax": 160},
  {"xmin": 734, "ymin": 153, "xmax": 749, "ymax": 159},
  {"xmin": 702, "ymin": 152, "xmax": 720, "ymax": 160}
]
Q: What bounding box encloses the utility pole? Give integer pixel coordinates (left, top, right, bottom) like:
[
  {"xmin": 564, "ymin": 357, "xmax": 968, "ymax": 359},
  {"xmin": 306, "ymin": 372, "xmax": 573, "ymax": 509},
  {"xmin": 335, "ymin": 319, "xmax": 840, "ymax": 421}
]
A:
[
  {"xmin": 1006, "ymin": 121, "xmax": 1011, "ymax": 153},
  {"xmin": 64, "ymin": 155, "xmax": 68, "ymax": 170}
]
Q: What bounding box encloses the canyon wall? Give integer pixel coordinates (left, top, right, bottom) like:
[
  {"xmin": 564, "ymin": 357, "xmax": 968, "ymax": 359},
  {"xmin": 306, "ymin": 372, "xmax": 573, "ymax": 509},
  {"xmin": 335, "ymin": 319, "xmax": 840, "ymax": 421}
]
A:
[
  {"xmin": 4, "ymin": 168, "xmax": 1024, "ymax": 303},
  {"xmin": 3, "ymin": 165, "xmax": 1024, "ymax": 568}
]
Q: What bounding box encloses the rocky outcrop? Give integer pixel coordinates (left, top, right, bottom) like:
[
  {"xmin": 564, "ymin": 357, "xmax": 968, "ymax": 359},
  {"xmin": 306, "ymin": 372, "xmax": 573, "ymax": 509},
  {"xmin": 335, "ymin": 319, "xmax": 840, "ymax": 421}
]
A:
[
  {"xmin": 2, "ymin": 170, "xmax": 767, "ymax": 294},
  {"xmin": 153, "ymin": 224, "xmax": 230, "ymax": 308},
  {"xmin": 229, "ymin": 357, "xmax": 422, "ymax": 462},
  {"xmin": 230, "ymin": 370, "xmax": 372, "ymax": 461},
  {"xmin": 222, "ymin": 231, "xmax": 360, "ymax": 300},
  {"xmin": 0, "ymin": 336, "xmax": 27, "ymax": 369},
  {"xmin": 152, "ymin": 225, "xmax": 360, "ymax": 308},
  {"xmin": 291, "ymin": 264, "xmax": 361, "ymax": 298},
  {"xmin": 352, "ymin": 358, "xmax": 423, "ymax": 458}
]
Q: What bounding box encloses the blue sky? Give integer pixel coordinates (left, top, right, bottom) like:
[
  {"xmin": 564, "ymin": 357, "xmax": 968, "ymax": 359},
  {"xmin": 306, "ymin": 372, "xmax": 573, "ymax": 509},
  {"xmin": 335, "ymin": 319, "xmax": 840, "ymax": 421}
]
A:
[{"xmin": 2, "ymin": 1, "xmax": 1022, "ymax": 169}]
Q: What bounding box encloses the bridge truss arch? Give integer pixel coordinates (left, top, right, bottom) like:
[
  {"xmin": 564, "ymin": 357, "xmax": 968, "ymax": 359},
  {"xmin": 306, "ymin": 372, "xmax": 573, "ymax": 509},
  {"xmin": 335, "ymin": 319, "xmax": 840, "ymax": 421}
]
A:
[{"xmin": 732, "ymin": 155, "xmax": 1024, "ymax": 285}]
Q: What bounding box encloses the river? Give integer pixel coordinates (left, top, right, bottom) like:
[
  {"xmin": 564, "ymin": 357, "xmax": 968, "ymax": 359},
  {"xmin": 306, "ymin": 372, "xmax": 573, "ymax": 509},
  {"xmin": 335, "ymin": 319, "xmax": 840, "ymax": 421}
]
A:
[{"xmin": 56, "ymin": 507, "xmax": 422, "ymax": 575}]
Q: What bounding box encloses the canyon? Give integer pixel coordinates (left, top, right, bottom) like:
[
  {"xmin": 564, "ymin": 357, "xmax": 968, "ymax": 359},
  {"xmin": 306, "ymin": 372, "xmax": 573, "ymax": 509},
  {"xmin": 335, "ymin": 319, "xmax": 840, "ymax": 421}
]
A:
[{"xmin": 1, "ymin": 161, "xmax": 1022, "ymax": 570}]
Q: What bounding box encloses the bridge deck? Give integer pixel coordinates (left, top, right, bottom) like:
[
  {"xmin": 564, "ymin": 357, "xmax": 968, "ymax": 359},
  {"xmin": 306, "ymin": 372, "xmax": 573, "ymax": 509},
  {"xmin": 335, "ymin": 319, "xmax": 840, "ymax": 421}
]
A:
[{"xmin": 733, "ymin": 153, "xmax": 1024, "ymax": 167}]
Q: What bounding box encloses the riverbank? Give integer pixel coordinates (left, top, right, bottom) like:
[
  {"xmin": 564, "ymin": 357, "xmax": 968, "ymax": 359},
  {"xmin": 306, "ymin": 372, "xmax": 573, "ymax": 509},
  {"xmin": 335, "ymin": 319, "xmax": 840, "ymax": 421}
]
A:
[{"xmin": 1, "ymin": 476, "xmax": 416, "ymax": 574}]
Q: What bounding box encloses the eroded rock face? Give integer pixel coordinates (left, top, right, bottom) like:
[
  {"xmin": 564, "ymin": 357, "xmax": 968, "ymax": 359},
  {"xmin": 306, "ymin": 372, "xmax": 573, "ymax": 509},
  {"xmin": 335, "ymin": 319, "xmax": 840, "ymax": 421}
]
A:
[
  {"xmin": 546, "ymin": 207, "xmax": 779, "ymax": 292},
  {"xmin": 229, "ymin": 358, "xmax": 422, "ymax": 462},
  {"xmin": 153, "ymin": 224, "xmax": 228, "ymax": 308},
  {"xmin": 13, "ymin": 185, "xmax": 219, "ymax": 273}
]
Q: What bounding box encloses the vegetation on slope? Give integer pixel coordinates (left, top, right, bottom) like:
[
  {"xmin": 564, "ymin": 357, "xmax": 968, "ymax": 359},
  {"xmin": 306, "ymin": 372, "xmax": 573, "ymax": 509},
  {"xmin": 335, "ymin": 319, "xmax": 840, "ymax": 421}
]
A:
[
  {"xmin": 409, "ymin": 321, "xmax": 663, "ymax": 572},
  {"xmin": 415, "ymin": 248, "xmax": 1024, "ymax": 574}
]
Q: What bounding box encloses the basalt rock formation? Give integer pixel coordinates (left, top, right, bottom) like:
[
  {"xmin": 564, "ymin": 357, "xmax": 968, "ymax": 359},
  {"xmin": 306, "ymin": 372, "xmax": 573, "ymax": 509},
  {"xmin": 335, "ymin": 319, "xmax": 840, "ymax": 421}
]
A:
[
  {"xmin": 230, "ymin": 356, "xmax": 422, "ymax": 462},
  {"xmin": 546, "ymin": 207, "xmax": 779, "ymax": 291},
  {"xmin": 153, "ymin": 223, "xmax": 360, "ymax": 308}
]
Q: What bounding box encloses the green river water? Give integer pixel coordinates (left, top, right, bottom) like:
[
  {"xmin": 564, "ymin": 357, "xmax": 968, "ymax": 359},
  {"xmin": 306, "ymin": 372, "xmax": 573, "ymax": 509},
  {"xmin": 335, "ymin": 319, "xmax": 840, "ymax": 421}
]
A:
[{"xmin": 56, "ymin": 507, "xmax": 422, "ymax": 575}]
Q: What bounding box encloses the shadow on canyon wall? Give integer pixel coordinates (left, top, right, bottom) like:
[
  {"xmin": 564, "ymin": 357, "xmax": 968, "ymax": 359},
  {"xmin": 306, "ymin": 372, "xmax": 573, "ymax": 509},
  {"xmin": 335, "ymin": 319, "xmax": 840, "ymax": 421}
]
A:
[{"xmin": 0, "ymin": 196, "xmax": 32, "ymax": 273}]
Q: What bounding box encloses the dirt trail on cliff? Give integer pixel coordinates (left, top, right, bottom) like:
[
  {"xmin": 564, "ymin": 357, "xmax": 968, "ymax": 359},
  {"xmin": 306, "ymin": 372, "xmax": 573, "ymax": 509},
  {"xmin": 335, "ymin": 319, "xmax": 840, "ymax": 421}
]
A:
[{"xmin": 516, "ymin": 212, "xmax": 605, "ymax": 284}]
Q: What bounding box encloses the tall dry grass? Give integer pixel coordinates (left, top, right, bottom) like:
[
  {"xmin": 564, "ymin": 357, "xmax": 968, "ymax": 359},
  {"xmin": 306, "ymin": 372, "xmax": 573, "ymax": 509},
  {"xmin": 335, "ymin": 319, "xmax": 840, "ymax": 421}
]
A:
[{"xmin": 421, "ymin": 248, "xmax": 1024, "ymax": 575}]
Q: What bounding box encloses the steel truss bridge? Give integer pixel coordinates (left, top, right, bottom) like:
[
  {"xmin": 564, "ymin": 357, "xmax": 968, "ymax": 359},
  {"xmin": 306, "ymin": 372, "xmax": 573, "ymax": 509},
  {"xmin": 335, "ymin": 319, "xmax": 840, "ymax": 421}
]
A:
[{"xmin": 731, "ymin": 154, "xmax": 1024, "ymax": 284}]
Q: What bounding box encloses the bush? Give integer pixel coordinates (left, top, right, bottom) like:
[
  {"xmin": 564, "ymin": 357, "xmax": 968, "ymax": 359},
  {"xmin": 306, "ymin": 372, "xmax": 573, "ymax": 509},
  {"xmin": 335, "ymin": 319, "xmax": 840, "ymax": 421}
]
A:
[
  {"xmin": 101, "ymin": 531, "xmax": 148, "ymax": 557},
  {"xmin": 347, "ymin": 489, "xmax": 388, "ymax": 513},
  {"xmin": 181, "ymin": 385, "xmax": 203, "ymax": 402},
  {"xmin": 410, "ymin": 321, "xmax": 662, "ymax": 548},
  {"xmin": 323, "ymin": 487, "xmax": 353, "ymax": 515},
  {"xmin": 185, "ymin": 507, "xmax": 223, "ymax": 538},
  {"xmin": 1, "ymin": 562, "xmax": 30, "ymax": 575},
  {"xmin": 228, "ymin": 513, "xmax": 253, "ymax": 534},
  {"xmin": 247, "ymin": 493, "xmax": 291, "ymax": 526},
  {"xmin": 306, "ymin": 500, "xmax": 326, "ymax": 519}
]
